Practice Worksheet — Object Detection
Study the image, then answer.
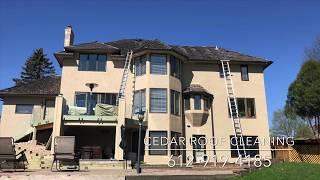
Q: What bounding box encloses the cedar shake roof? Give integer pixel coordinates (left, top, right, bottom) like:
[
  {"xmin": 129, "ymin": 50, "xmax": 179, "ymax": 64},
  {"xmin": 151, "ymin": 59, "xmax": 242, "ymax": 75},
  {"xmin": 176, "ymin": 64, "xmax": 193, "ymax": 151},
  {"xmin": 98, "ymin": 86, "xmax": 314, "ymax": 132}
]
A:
[
  {"xmin": 183, "ymin": 84, "xmax": 213, "ymax": 98},
  {"xmin": 61, "ymin": 39, "xmax": 272, "ymax": 65},
  {"xmin": 107, "ymin": 39, "xmax": 173, "ymax": 55},
  {"xmin": 0, "ymin": 76, "xmax": 61, "ymax": 97},
  {"xmin": 172, "ymin": 45, "xmax": 268, "ymax": 62},
  {"xmin": 65, "ymin": 42, "xmax": 119, "ymax": 53}
]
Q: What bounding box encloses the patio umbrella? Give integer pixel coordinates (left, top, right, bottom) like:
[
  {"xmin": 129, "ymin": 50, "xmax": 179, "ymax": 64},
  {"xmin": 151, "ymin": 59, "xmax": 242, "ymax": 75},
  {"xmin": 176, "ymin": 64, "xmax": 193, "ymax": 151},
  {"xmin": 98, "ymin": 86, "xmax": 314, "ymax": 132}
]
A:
[{"xmin": 119, "ymin": 125, "xmax": 127, "ymax": 159}]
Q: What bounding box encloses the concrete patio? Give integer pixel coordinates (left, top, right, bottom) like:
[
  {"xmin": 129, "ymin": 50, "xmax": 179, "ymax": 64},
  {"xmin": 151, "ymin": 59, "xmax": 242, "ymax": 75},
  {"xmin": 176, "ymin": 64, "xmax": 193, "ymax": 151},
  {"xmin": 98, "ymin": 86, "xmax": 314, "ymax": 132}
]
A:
[{"xmin": 0, "ymin": 168, "xmax": 236, "ymax": 180}]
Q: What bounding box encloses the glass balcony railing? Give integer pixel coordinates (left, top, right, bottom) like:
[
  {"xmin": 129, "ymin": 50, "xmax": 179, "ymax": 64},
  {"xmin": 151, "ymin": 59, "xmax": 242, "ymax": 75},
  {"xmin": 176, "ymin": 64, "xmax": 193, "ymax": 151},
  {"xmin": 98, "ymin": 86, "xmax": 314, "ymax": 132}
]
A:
[
  {"xmin": 63, "ymin": 104, "xmax": 118, "ymax": 124},
  {"xmin": 31, "ymin": 107, "xmax": 54, "ymax": 127},
  {"xmin": 64, "ymin": 104, "xmax": 118, "ymax": 116}
]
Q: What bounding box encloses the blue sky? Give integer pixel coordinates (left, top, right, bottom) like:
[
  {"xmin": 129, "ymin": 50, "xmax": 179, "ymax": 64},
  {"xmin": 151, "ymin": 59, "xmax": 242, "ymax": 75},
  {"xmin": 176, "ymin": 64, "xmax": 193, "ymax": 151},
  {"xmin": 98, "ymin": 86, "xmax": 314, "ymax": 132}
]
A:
[{"xmin": 0, "ymin": 0, "xmax": 319, "ymax": 125}]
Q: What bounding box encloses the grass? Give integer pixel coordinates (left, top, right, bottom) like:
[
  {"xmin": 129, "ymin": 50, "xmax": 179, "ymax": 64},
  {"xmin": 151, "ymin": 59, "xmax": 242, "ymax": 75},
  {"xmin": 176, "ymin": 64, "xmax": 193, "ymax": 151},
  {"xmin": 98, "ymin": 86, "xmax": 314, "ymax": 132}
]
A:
[{"xmin": 232, "ymin": 162, "xmax": 320, "ymax": 180}]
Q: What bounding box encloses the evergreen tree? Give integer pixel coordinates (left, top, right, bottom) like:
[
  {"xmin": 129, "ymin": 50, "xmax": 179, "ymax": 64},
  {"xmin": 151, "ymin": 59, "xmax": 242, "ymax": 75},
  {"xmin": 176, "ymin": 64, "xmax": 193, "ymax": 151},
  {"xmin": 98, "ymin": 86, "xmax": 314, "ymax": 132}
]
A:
[
  {"xmin": 305, "ymin": 37, "xmax": 320, "ymax": 61},
  {"xmin": 13, "ymin": 48, "xmax": 55, "ymax": 84}
]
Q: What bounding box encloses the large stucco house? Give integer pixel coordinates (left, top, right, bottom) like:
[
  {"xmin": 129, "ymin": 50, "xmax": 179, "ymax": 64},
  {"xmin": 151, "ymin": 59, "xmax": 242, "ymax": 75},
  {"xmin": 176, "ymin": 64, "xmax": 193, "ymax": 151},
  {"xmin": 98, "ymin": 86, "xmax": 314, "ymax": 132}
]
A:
[{"xmin": 0, "ymin": 26, "xmax": 272, "ymax": 165}]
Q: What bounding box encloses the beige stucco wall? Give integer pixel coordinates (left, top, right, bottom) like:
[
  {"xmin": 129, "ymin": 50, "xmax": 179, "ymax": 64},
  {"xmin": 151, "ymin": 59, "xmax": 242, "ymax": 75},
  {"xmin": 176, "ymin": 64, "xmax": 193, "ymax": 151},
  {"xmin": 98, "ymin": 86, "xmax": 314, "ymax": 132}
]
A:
[
  {"xmin": 182, "ymin": 62, "xmax": 271, "ymax": 162},
  {"xmin": 0, "ymin": 44, "xmax": 271, "ymax": 165},
  {"xmin": 60, "ymin": 53, "xmax": 133, "ymax": 107},
  {"xmin": 59, "ymin": 53, "xmax": 133, "ymax": 159},
  {"xmin": 58, "ymin": 50, "xmax": 271, "ymax": 164},
  {"xmin": 0, "ymin": 97, "xmax": 42, "ymax": 140},
  {"xmin": 59, "ymin": 51, "xmax": 184, "ymax": 164},
  {"xmin": 133, "ymin": 53, "xmax": 182, "ymax": 164}
]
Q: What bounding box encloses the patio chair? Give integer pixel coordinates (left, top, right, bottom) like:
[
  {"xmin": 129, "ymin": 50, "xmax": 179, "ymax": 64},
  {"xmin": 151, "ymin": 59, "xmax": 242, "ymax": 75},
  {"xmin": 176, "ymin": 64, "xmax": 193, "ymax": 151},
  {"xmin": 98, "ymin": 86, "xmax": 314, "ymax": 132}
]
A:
[
  {"xmin": 0, "ymin": 137, "xmax": 28, "ymax": 171},
  {"xmin": 51, "ymin": 136, "xmax": 80, "ymax": 171}
]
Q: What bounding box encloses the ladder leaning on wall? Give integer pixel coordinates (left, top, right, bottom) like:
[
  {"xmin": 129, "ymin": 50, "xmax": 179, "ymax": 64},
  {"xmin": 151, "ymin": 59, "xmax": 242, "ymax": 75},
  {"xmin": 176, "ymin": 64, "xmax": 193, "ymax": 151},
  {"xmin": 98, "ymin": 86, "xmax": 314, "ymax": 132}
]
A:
[
  {"xmin": 116, "ymin": 50, "xmax": 133, "ymax": 106},
  {"xmin": 220, "ymin": 60, "xmax": 247, "ymax": 158}
]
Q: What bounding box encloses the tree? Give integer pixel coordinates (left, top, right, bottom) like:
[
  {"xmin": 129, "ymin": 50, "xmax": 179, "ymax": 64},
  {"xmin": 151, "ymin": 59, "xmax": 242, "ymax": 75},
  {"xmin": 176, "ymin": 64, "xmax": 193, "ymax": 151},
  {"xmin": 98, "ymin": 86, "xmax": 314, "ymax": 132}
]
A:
[
  {"xmin": 305, "ymin": 37, "xmax": 320, "ymax": 61},
  {"xmin": 285, "ymin": 60, "xmax": 320, "ymax": 138},
  {"xmin": 13, "ymin": 48, "xmax": 55, "ymax": 84},
  {"xmin": 271, "ymin": 109, "xmax": 298, "ymax": 137},
  {"xmin": 271, "ymin": 108, "xmax": 312, "ymax": 138},
  {"xmin": 296, "ymin": 125, "xmax": 314, "ymax": 139}
]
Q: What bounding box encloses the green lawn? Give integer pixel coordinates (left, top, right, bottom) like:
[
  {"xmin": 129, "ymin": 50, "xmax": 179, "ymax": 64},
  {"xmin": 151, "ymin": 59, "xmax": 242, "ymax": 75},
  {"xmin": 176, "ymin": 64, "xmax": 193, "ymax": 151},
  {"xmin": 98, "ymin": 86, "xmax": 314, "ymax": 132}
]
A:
[{"xmin": 232, "ymin": 162, "xmax": 320, "ymax": 180}]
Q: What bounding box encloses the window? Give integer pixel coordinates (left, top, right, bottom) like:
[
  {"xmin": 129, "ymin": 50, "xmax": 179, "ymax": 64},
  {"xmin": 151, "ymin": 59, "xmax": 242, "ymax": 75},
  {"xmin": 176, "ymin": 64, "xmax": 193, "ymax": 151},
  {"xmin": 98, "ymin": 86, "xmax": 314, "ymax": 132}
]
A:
[
  {"xmin": 191, "ymin": 135, "xmax": 206, "ymax": 150},
  {"xmin": 171, "ymin": 132, "xmax": 182, "ymax": 156},
  {"xmin": 192, "ymin": 135, "xmax": 206, "ymax": 162},
  {"xmin": 219, "ymin": 63, "xmax": 224, "ymax": 78},
  {"xmin": 150, "ymin": 88, "xmax": 167, "ymax": 113},
  {"xmin": 204, "ymin": 97, "xmax": 210, "ymax": 111},
  {"xmin": 75, "ymin": 93, "xmax": 87, "ymax": 107},
  {"xmin": 75, "ymin": 92, "xmax": 117, "ymax": 108},
  {"xmin": 194, "ymin": 95, "xmax": 201, "ymax": 110},
  {"xmin": 236, "ymin": 98, "xmax": 255, "ymax": 118},
  {"xmin": 15, "ymin": 104, "xmax": 33, "ymax": 114},
  {"xmin": 246, "ymin": 98, "xmax": 255, "ymax": 117},
  {"xmin": 150, "ymin": 54, "xmax": 167, "ymax": 74},
  {"xmin": 135, "ymin": 56, "xmax": 146, "ymax": 76},
  {"xmin": 79, "ymin": 54, "xmax": 107, "ymax": 71},
  {"xmin": 170, "ymin": 56, "xmax": 180, "ymax": 78},
  {"xmin": 133, "ymin": 89, "xmax": 146, "ymax": 113},
  {"xmin": 170, "ymin": 90, "xmax": 180, "ymax": 115},
  {"xmin": 240, "ymin": 65, "xmax": 249, "ymax": 81},
  {"xmin": 184, "ymin": 96, "xmax": 190, "ymax": 111},
  {"xmin": 149, "ymin": 131, "xmax": 167, "ymax": 155},
  {"xmin": 99, "ymin": 93, "xmax": 117, "ymax": 106},
  {"xmin": 237, "ymin": 98, "xmax": 246, "ymax": 117},
  {"xmin": 230, "ymin": 136, "xmax": 259, "ymax": 158}
]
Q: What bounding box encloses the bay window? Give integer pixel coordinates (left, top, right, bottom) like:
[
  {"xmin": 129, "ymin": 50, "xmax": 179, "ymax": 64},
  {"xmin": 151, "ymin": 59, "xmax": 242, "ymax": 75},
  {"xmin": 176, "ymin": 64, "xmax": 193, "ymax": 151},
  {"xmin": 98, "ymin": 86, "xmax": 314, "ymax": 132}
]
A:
[
  {"xmin": 149, "ymin": 131, "xmax": 168, "ymax": 155},
  {"xmin": 204, "ymin": 97, "xmax": 210, "ymax": 111},
  {"xmin": 135, "ymin": 56, "xmax": 146, "ymax": 76},
  {"xmin": 184, "ymin": 96, "xmax": 190, "ymax": 110},
  {"xmin": 170, "ymin": 90, "xmax": 180, "ymax": 115},
  {"xmin": 133, "ymin": 89, "xmax": 146, "ymax": 113},
  {"xmin": 150, "ymin": 88, "xmax": 167, "ymax": 112},
  {"xmin": 170, "ymin": 56, "xmax": 180, "ymax": 78},
  {"xmin": 194, "ymin": 95, "xmax": 201, "ymax": 110},
  {"xmin": 150, "ymin": 54, "xmax": 167, "ymax": 75}
]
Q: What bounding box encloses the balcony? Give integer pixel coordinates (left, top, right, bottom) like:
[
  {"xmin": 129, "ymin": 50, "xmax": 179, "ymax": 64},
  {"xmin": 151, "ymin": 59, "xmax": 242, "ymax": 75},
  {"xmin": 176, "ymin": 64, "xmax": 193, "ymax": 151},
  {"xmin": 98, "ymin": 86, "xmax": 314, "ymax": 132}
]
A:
[{"xmin": 63, "ymin": 104, "xmax": 118, "ymax": 126}]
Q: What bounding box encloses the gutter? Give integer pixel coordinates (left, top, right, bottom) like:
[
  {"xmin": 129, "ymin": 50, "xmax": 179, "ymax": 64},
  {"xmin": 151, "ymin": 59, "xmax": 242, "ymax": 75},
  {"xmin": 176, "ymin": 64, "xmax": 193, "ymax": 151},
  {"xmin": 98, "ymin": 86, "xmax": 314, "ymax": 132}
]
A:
[{"xmin": 0, "ymin": 93, "xmax": 59, "ymax": 98}]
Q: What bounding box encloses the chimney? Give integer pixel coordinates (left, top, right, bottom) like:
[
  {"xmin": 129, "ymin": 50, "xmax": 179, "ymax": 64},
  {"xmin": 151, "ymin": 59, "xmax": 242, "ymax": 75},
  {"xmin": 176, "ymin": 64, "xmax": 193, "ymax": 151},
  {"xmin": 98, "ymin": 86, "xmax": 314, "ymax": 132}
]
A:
[{"xmin": 64, "ymin": 25, "xmax": 74, "ymax": 48}]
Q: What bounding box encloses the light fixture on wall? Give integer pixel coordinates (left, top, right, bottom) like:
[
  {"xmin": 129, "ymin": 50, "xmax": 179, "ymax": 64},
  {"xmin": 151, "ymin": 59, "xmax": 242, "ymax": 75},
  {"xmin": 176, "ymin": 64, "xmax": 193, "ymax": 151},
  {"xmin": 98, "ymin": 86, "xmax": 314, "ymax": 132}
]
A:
[{"xmin": 85, "ymin": 83, "xmax": 98, "ymax": 94}]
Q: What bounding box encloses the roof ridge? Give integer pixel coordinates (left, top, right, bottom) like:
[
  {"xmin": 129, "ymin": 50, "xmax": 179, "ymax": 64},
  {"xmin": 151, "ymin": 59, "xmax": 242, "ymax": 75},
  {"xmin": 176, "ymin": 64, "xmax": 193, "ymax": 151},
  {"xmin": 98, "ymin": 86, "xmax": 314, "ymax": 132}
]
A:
[{"xmin": 72, "ymin": 41, "xmax": 99, "ymax": 46}]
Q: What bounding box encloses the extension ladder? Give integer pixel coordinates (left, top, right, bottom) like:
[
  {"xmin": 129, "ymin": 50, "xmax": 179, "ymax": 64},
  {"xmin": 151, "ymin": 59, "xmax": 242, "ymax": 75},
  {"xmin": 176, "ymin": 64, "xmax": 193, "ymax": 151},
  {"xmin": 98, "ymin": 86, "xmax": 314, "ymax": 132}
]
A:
[
  {"xmin": 116, "ymin": 50, "xmax": 133, "ymax": 106},
  {"xmin": 221, "ymin": 60, "xmax": 247, "ymax": 158}
]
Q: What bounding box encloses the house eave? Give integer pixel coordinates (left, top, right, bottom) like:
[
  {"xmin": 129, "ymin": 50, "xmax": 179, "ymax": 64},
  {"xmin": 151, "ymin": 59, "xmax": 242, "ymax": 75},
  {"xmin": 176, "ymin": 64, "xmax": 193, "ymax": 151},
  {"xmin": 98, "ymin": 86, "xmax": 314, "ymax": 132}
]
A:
[
  {"xmin": 186, "ymin": 59, "xmax": 273, "ymax": 70},
  {"xmin": 54, "ymin": 52, "xmax": 74, "ymax": 67},
  {"xmin": 0, "ymin": 93, "xmax": 59, "ymax": 98}
]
